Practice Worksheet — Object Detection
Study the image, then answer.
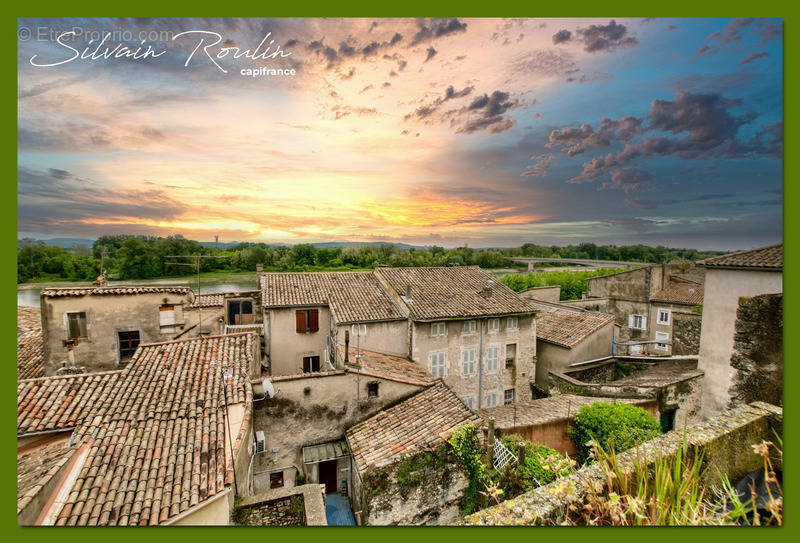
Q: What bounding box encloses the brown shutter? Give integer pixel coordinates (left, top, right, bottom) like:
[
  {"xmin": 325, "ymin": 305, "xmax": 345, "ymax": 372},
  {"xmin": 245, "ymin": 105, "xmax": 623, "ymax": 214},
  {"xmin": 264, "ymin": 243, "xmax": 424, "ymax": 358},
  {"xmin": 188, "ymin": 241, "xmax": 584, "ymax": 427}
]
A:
[
  {"xmin": 296, "ymin": 310, "xmax": 307, "ymax": 333},
  {"xmin": 309, "ymin": 309, "xmax": 319, "ymax": 332}
]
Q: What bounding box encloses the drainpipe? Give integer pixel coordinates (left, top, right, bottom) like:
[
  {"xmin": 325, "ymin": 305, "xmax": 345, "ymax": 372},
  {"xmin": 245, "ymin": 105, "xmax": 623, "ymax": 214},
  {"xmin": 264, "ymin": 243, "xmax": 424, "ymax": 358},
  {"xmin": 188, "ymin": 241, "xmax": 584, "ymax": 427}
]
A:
[
  {"xmin": 344, "ymin": 330, "xmax": 350, "ymax": 366},
  {"xmin": 477, "ymin": 318, "xmax": 485, "ymax": 409},
  {"xmin": 266, "ymin": 310, "xmax": 272, "ymax": 376}
]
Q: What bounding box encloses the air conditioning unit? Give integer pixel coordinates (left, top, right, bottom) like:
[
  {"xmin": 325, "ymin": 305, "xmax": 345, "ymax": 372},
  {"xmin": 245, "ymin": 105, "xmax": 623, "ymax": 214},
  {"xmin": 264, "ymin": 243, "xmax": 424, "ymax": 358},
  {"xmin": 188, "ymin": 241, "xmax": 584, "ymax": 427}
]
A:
[{"xmin": 255, "ymin": 431, "xmax": 266, "ymax": 453}]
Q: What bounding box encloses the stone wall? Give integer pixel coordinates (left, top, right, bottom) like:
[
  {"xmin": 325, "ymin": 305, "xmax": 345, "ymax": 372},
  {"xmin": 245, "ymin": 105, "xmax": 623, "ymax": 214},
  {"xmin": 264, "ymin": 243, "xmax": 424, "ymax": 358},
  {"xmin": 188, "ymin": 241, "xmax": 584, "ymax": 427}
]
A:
[
  {"xmin": 357, "ymin": 445, "xmax": 468, "ymax": 526},
  {"xmin": 235, "ymin": 495, "xmax": 306, "ymax": 526},
  {"xmin": 673, "ymin": 311, "xmax": 702, "ymax": 355},
  {"xmin": 463, "ymin": 402, "xmax": 783, "ymax": 525},
  {"xmin": 729, "ymin": 294, "xmax": 783, "ymax": 408}
]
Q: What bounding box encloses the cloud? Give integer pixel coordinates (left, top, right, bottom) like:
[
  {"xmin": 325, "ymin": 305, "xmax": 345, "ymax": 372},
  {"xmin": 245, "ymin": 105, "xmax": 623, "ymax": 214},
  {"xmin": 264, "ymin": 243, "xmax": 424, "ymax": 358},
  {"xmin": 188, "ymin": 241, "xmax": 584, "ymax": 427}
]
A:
[
  {"xmin": 521, "ymin": 153, "xmax": 554, "ymax": 177},
  {"xmin": 409, "ymin": 18, "xmax": 468, "ymax": 46},
  {"xmin": 403, "ymin": 84, "xmax": 474, "ymax": 121},
  {"xmin": 552, "ymin": 29, "xmax": 572, "ymax": 44},
  {"xmin": 512, "ymin": 49, "xmax": 579, "ymax": 77},
  {"xmin": 666, "ymin": 25, "xmax": 678, "ymax": 31},
  {"xmin": 454, "ymin": 91, "xmax": 519, "ymax": 134},
  {"xmin": 600, "ymin": 168, "xmax": 651, "ymax": 193},
  {"xmin": 424, "ymin": 46, "xmax": 438, "ymax": 62},
  {"xmin": 554, "ymin": 20, "xmax": 637, "ymax": 53},
  {"xmin": 740, "ymin": 51, "xmax": 769, "ymax": 65},
  {"xmin": 551, "ymin": 91, "xmax": 781, "ymax": 185},
  {"xmin": 695, "ymin": 45, "xmax": 712, "ymax": 57},
  {"xmin": 625, "ymin": 193, "xmax": 735, "ymax": 209}
]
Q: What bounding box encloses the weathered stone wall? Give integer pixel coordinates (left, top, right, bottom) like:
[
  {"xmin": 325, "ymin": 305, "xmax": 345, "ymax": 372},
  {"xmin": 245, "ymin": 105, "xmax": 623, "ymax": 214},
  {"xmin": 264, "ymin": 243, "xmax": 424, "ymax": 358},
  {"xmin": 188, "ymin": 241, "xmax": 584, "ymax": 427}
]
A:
[
  {"xmin": 519, "ymin": 285, "xmax": 561, "ymax": 303},
  {"xmin": 729, "ymin": 294, "xmax": 783, "ymax": 408},
  {"xmin": 235, "ymin": 495, "xmax": 306, "ymax": 526},
  {"xmin": 358, "ymin": 445, "xmax": 469, "ymax": 526},
  {"xmin": 463, "ymin": 402, "xmax": 783, "ymax": 525},
  {"xmin": 673, "ymin": 311, "xmax": 702, "ymax": 355}
]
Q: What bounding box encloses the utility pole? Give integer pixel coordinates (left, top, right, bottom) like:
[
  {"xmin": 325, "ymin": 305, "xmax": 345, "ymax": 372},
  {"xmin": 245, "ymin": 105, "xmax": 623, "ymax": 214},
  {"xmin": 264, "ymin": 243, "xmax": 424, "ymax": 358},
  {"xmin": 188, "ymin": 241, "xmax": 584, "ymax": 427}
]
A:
[{"xmin": 165, "ymin": 254, "xmax": 228, "ymax": 336}]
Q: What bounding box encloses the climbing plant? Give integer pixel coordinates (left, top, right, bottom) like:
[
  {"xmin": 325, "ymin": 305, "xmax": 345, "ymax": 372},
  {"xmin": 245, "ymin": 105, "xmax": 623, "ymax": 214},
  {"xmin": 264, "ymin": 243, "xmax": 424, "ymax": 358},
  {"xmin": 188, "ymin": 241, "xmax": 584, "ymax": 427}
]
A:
[{"xmin": 446, "ymin": 423, "xmax": 487, "ymax": 514}]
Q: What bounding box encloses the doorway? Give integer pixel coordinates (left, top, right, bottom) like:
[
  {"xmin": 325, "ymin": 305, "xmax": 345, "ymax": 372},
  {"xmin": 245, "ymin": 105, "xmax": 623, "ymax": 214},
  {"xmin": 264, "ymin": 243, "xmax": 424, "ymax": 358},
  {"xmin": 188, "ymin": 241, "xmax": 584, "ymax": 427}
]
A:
[{"xmin": 318, "ymin": 459, "xmax": 338, "ymax": 494}]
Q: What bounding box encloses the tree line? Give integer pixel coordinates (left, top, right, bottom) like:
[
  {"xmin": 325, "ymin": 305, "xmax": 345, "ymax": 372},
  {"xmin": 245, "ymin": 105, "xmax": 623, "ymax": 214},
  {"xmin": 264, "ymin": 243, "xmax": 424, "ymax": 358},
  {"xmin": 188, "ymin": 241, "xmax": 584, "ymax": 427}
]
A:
[{"xmin": 17, "ymin": 235, "xmax": 725, "ymax": 283}]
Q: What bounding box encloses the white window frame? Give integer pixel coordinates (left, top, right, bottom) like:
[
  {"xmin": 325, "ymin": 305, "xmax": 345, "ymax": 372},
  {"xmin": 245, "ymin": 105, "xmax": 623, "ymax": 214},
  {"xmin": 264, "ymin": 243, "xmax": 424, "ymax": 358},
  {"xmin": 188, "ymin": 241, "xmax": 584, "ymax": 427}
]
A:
[
  {"xmin": 461, "ymin": 347, "xmax": 476, "ymax": 376},
  {"xmin": 487, "ymin": 318, "xmax": 500, "ymax": 333},
  {"xmin": 462, "ymin": 320, "xmax": 477, "ymax": 335},
  {"xmin": 506, "ymin": 316, "xmax": 519, "ymax": 330},
  {"xmin": 430, "ymin": 321, "xmax": 446, "ymax": 337},
  {"xmin": 429, "ymin": 351, "xmax": 447, "ymax": 378},
  {"xmin": 657, "ymin": 308, "xmax": 671, "ymax": 325},
  {"xmin": 462, "ymin": 396, "xmax": 475, "ymax": 410},
  {"xmin": 504, "ymin": 389, "xmax": 515, "ymax": 405},
  {"xmin": 628, "ymin": 314, "xmax": 647, "ymax": 330},
  {"xmin": 655, "ymin": 331, "xmax": 670, "ymax": 351},
  {"xmin": 485, "ymin": 391, "xmax": 499, "ymax": 408},
  {"xmin": 486, "ymin": 344, "xmax": 500, "ymax": 373},
  {"xmin": 351, "ymin": 324, "xmax": 367, "ymax": 337}
]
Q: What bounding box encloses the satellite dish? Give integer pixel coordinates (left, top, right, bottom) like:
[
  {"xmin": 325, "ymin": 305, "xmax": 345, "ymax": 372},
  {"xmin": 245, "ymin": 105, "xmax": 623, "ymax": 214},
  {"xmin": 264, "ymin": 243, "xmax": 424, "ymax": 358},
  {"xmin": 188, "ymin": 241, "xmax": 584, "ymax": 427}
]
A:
[{"xmin": 261, "ymin": 379, "xmax": 275, "ymax": 398}]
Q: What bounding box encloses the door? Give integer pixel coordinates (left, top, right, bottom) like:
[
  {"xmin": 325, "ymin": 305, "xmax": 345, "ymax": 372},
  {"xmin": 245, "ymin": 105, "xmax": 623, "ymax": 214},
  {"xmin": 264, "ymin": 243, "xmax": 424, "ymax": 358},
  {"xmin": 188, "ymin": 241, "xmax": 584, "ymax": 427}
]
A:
[{"xmin": 318, "ymin": 460, "xmax": 338, "ymax": 494}]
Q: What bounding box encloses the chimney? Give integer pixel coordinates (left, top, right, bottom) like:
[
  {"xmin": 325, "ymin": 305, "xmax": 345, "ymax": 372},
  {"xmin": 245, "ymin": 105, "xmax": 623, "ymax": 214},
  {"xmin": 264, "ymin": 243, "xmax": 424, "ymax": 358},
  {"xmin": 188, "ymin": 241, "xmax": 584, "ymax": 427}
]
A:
[
  {"xmin": 344, "ymin": 330, "xmax": 350, "ymax": 367},
  {"xmin": 256, "ymin": 263, "xmax": 264, "ymax": 275},
  {"xmin": 481, "ymin": 286, "xmax": 492, "ymax": 299},
  {"xmin": 405, "ymin": 284, "xmax": 412, "ymax": 298}
]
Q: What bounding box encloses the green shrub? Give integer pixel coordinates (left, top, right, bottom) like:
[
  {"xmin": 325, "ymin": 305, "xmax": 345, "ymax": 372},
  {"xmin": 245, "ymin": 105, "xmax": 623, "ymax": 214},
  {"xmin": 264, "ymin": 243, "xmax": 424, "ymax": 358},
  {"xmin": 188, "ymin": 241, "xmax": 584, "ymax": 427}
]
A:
[
  {"xmin": 498, "ymin": 436, "xmax": 572, "ymax": 490},
  {"xmin": 568, "ymin": 402, "xmax": 662, "ymax": 464}
]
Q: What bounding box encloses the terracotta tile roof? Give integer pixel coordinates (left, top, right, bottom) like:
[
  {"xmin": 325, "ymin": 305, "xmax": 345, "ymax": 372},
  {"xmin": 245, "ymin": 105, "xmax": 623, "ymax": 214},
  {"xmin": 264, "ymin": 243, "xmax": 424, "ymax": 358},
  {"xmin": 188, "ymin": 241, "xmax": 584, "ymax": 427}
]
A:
[
  {"xmin": 261, "ymin": 271, "xmax": 406, "ymax": 323},
  {"xmin": 41, "ymin": 286, "xmax": 192, "ymax": 297},
  {"xmin": 375, "ymin": 266, "xmax": 533, "ymax": 320},
  {"xmin": 650, "ymin": 282, "xmax": 705, "ymax": 305},
  {"xmin": 478, "ymin": 395, "xmax": 651, "ymax": 431},
  {"xmin": 346, "ymin": 381, "xmax": 479, "ymax": 474},
  {"xmin": 534, "ymin": 306, "xmax": 615, "ymax": 348},
  {"xmin": 17, "ymin": 329, "xmax": 45, "ymax": 380},
  {"xmin": 55, "ymin": 333, "xmax": 254, "ymax": 526},
  {"xmin": 18, "ymin": 440, "xmax": 77, "ymax": 516},
  {"xmin": 698, "ymin": 244, "xmax": 782, "ymax": 271},
  {"xmin": 17, "ymin": 371, "xmax": 121, "ymax": 436},
  {"xmin": 188, "ymin": 293, "xmax": 225, "ymax": 308},
  {"xmin": 669, "ymin": 269, "xmax": 705, "ymax": 285},
  {"xmin": 339, "ymin": 347, "xmax": 436, "ymax": 387},
  {"xmin": 18, "ymin": 305, "xmax": 41, "ymax": 334}
]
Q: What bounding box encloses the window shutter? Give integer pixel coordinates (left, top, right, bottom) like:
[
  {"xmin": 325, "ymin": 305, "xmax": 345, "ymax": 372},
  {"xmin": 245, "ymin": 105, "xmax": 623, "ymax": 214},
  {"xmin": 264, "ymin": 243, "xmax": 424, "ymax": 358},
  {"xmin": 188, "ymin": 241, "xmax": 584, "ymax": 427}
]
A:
[
  {"xmin": 641, "ymin": 316, "xmax": 647, "ymax": 329},
  {"xmin": 296, "ymin": 310, "xmax": 307, "ymax": 333},
  {"xmin": 628, "ymin": 315, "xmax": 635, "ymax": 328},
  {"xmin": 309, "ymin": 309, "xmax": 319, "ymax": 332}
]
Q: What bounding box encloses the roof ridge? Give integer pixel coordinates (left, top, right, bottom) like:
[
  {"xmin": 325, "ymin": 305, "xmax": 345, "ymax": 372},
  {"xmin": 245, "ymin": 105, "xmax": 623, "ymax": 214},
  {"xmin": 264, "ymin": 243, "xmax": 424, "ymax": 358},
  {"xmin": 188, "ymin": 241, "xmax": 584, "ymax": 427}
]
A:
[
  {"xmin": 135, "ymin": 331, "xmax": 257, "ymax": 348},
  {"xmin": 18, "ymin": 369, "xmax": 123, "ymax": 384},
  {"xmin": 698, "ymin": 243, "xmax": 782, "ymax": 264}
]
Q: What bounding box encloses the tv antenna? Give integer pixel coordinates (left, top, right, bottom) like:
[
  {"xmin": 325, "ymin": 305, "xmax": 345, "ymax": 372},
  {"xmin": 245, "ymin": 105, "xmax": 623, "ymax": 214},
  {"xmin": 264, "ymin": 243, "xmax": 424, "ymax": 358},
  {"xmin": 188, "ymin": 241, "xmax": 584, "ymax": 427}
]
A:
[{"xmin": 165, "ymin": 254, "xmax": 228, "ymax": 336}]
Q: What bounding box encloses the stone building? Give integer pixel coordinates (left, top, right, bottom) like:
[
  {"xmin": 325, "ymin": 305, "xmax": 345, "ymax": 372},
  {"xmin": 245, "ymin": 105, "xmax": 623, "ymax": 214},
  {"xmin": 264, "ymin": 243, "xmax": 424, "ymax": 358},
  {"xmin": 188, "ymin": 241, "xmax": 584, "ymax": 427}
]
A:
[
  {"xmin": 648, "ymin": 281, "xmax": 704, "ymax": 355},
  {"xmin": 697, "ymin": 244, "xmax": 783, "ymax": 417},
  {"xmin": 38, "ymin": 286, "xmax": 194, "ymax": 375},
  {"xmin": 530, "ymin": 302, "xmax": 616, "ymax": 392},
  {"xmin": 17, "ymin": 333, "xmax": 257, "ymax": 525},
  {"xmin": 374, "ymin": 266, "xmax": 537, "ymax": 409},
  {"xmin": 345, "ymin": 380, "xmax": 480, "ymax": 525},
  {"xmin": 260, "ymin": 266, "xmax": 536, "ymax": 409}
]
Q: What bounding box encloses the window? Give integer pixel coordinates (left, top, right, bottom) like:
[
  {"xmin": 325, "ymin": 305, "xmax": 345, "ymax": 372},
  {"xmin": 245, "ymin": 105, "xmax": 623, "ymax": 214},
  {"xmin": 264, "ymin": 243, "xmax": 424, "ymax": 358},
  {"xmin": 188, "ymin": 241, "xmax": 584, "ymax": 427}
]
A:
[
  {"xmin": 655, "ymin": 331, "xmax": 670, "ymax": 351},
  {"xmin": 485, "ymin": 392, "xmax": 498, "ymax": 408},
  {"xmin": 118, "ymin": 330, "xmax": 140, "ymax": 359},
  {"xmin": 430, "ymin": 351, "xmax": 447, "ymax": 378},
  {"xmin": 296, "ymin": 309, "xmax": 320, "ymax": 334},
  {"xmin": 462, "ymin": 320, "xmax": 477, "ymax": 334},
  {"xmin": 628, "ymin": 314, "xmax": 647, "ymax": 330},
  {"xmin": 228, "ymin": 299, "xmax": 254, "ymax": 325},
  {"xmin": 507, "ymin": 316, "xmax": 519, "ymax": 330},
  {"xmin": 351, "ymin": 324, "xmax": 367, "ymax": 337},
  {"xmin": 504, "ymin": 389, "xmax": 515, "ymax": 405},
  {"xmin": 657, "ymin": 308, "xmax": 671, "ymax": 325},
  {"xmin": 67, "ymin": 312, "xmax": 88, "ymax": 340},
  {"xmin": 505, "ymin": 343, "xmax": 517, "ymax": 367},
  {"xmin": 462, "ymin": 397, "xmax": 474, "ymax": 410},
  {"xmin": 487, "ymin": 318, "xmax": 500, "ymax": 333},
  {"xmin": 270, "ymin": 471, "xmax": 284, "ymax": 489},
  {"xmin": 461, "ymin": 348, "xmax": 476, "ymax": 375},
  {"xmin": 302, "ymin": 355, "xmax": 321, "ymax": 372},
  {"xmin": 430, "ymin": 322, "xmax": 446, "ymax": 337},
  {"xmin": 367, "ymin": 382, "xmax": 379, "ymax": 398},
  {"xmin": 159, "ymin": 305, "xmax": 176, "ymax": 333},
  {"xmin": 487, "ymin": 345, "xmax": 499, "ymax": 373}
]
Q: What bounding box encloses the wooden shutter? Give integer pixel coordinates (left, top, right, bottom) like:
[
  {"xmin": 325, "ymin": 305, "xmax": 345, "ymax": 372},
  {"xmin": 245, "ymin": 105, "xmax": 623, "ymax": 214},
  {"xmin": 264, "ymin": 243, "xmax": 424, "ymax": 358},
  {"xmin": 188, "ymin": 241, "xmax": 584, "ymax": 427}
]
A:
[
  {"xmin": 296, "ymin": 310, "xmax": 307, "ymax": 333},
  {"xmin": 308, "ymin": 309, "xmax": 319, "ymax": 332}
]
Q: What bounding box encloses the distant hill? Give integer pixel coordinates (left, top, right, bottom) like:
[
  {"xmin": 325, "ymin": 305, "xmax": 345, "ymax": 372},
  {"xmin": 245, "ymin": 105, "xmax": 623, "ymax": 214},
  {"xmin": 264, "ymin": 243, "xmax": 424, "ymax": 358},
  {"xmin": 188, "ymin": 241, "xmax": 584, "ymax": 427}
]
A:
[{"xmin": 18, "ymin": 237, "xmax": 96, "ymax": 249}]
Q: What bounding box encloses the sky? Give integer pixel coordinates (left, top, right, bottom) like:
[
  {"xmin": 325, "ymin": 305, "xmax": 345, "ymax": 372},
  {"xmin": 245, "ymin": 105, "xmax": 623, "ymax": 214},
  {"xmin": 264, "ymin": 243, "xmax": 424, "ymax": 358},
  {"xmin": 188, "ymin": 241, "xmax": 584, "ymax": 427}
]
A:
[{"xmin": 17, "ymin": 17, "xmax": 783, "ymax": 250}]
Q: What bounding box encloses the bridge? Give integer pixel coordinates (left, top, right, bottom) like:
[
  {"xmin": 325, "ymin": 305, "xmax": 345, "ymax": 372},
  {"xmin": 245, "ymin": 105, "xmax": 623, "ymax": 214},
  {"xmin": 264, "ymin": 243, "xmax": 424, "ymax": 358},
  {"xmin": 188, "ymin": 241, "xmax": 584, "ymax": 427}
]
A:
[{"xmin": 509, "ymin": 257, "xmax": 650, "ymax": 271}]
